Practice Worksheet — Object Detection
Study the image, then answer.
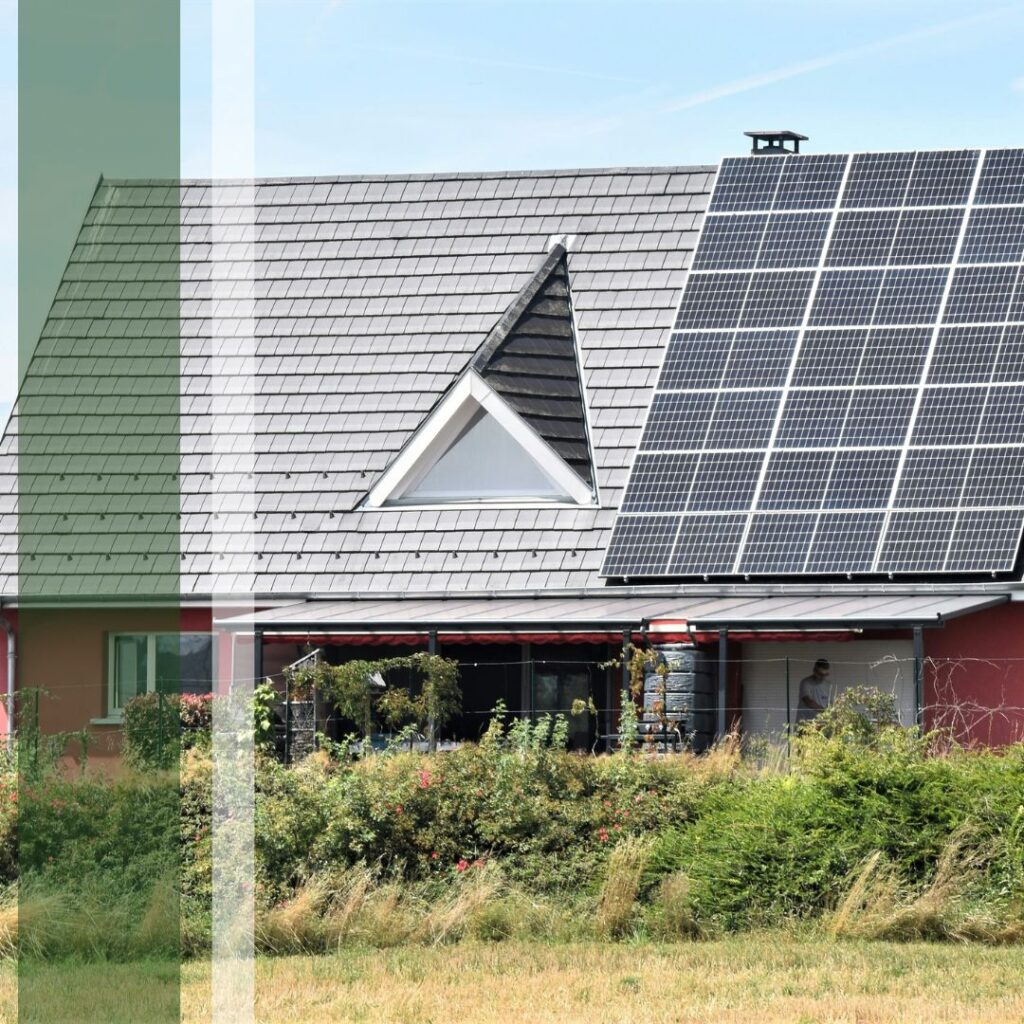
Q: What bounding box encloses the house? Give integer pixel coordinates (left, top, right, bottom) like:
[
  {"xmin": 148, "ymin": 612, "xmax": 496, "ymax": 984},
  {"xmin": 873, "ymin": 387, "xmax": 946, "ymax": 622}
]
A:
[{"xmin": 3, "ymin": 134, "xmax": 1024, "ymax": 756}]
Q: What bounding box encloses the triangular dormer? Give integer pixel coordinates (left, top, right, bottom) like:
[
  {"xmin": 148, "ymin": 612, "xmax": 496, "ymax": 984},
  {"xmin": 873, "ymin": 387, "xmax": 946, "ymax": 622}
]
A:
[
  {"xmin": 366, "ymin": 245, "xmax": 596, "ymax": 508},
  {"xmin": 471, "ymin": 244, "xmax": 595, "ymax": 488}
]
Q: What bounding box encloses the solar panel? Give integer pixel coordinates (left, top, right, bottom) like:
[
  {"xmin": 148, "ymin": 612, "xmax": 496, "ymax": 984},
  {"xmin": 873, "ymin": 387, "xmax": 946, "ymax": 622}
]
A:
[{"xmin": 602, "ymin": 146, "xmax": 1024, "ymax": 579}]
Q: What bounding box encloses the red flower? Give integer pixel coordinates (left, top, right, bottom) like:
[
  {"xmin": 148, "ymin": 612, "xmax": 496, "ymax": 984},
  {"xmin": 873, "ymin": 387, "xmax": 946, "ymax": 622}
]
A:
[
  {"xmin": 456, "ymin": 859, "xmax": 469, "ymax": 872},
  {"xmin": 430, "ymin": 851, "xmax": 439, "ymax": 860},
  {"xmin": 395, "ymin": 805, "xmax": 403, "ymax": 815},
  {"xmin": 598, "ymin": 827, "xmax": 609, "ymax": 842},
  {"xmin": 472, "ymin": 858, "xmax": 484, "ymax": 869},
  {"xmin": 418, "ymin": 769, "xmax": 432, "ymax": 789}
]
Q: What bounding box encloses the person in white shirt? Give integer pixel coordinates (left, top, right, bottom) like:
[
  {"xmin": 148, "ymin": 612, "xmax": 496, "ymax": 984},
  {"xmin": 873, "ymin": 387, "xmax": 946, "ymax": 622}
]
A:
[{"xmin": 797, "ymin": 658, "xmax": 833, "ymax": 724}]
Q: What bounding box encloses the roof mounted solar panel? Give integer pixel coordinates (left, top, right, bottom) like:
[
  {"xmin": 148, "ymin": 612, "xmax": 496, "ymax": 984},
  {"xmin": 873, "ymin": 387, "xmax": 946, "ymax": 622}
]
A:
[{"xmin": 602, "ymin": 146, "xmax": 1024, "ymax": 580}]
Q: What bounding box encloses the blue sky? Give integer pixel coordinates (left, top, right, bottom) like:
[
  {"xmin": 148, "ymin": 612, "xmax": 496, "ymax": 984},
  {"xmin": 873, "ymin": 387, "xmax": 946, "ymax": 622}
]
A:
[{"xmin": 4, "ymin": 0, "xmax": 1024, "ymax": 409}]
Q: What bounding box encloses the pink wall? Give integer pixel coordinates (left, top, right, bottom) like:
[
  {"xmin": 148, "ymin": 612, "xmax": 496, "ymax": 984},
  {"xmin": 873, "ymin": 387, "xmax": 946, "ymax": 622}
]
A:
[
  {"xmin": 0, "ymin": 609, "xmax": 13, "ymax": 738},
  {"xmin": 924, "ymin": 602, "xmax": 1024, "ymax": 746}
]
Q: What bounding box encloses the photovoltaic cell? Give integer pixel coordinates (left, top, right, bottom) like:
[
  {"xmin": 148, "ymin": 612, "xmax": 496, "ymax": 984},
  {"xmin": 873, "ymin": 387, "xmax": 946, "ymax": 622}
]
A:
[
  {"xmin": 776, "ymin": 390, "xmax": 849, "ymax": 448},
  {"xmin": 976, "ymin": 149, "xmax": 1024, "ymax": 205},
  {"xmin": 619, "ymin": 453, "xmax": 698, "ymax": 514},
  {"xmin": 757, "ymin": 213, "xmax": 830, "ymax": 268},
  {"xmin": 708, "ymin": 156, "xmax": 783, "ymax": 212},
  {"xmin": 758, "ymin": 450, "xmax": 833, "ymax": 509},
  {"xmin": 667, "ymin": 515, "xmax": 746, "ymax": 575},
  {"xmin": 686, "ymin": 452, "xmax": 762, "ymax": 511},
  {"xmin": 961, "ymin": 207, "xmax": 1024, "ymax": 264},
  {"xmin": 876, "ymin": 510, "xmax": 956, "ymax": 573},
  {"xmin": 903, "ymin": 150, "xmax": 977, "ymax": 207},
  {"xmin": 739, "ymin": 270, "xmax": 815, "ymax": 327},
  {"xmin": 928, "ymin": 326, "xmax": 1001, "ymax": 383},
  {"xmin": 895, "ymin": 449, "xmax": 973, "ymax": 507},
  {"xmin": 827, "ymin": 210, "xmax": 900, "ymax": 266},
  {"xmin": 806, "ymin": 513, "xmax": 885, "ymax": 573},
  {"xmin": 840, "ymin": 388, "xmax": 915, "ymax": 446},
  {"xmin": 692, "ymin": 214, "xmax": 766, "ymax": 270},
  {"xmin": 722, "ymin": 330, "xmax": 798, "ymax": 388},
  {"xmin": 809, "ymin": 269, "xmax": 883, "ymax": 326},
  {"xmin": 602, "ymin": 514, "xmax": 678, "ymax": 576},
  {"xmin": 977, "ymin": 386, "xmax": 1024, "ymax": 444},
  {"xmin": 874, "ymin": 268, "xmax": 946, "ymax": 325},
  {"xmin": 946, "ymin": 510, "xmax": 1022, "ymax": 572},
  {"xmin": 842, "ymin": 152, "xmax": 914, "ymax": 208},
  {"xmin": 674, "ymin": 272, "xmax": 748, "ymax": 329},
  {"xmin": 856, "ymin": 328, "xmax": 930, "ymax": 385},
  {"xmin": 739, "ymin": 513, "xmax": 817, "ymax": 573},
  {"xmin": 944, "ymin": 265, "xmax": 1018, "ymax": 323},
  {"xmin": 603, "ymin": 146, "xmax": 1024, "ymax": 580},
  {"xmin": 890, "ymin": 208, "xmax": 963, "ymax": 265},
  {"xmin": 773, "ymin": 153, "xmax": 847, "ymax": 209},
  {"xmin": 792, "ymin": 329, "xmax": 865, "ymax": 386},
  {"xmin": 824, "ymin": 450, "xmax": 900, "ymax": 509},
  {"xmin": 640, "ymin": 392, "xmax": 716, "ymax": 451},
  {"xmin": 659, "ymin": 332, "xmax": 733, "ymax": 389}
]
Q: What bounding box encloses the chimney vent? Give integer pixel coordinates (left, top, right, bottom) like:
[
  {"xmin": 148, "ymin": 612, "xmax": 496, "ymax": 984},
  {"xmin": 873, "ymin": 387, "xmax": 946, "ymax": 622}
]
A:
[{"xmin": 744, "ymin": 130, "xmax": 807, "ymax": 156}]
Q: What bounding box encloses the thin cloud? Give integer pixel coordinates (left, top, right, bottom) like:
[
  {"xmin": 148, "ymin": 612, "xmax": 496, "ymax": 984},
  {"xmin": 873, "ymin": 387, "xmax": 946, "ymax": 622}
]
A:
[
  {"xmin": 348, "ymin": 42, "xmax": 650, "ymax": 85},
  {"xmin": 661, "ymin": 4, "xmax": 1022, "ymax": 113}
]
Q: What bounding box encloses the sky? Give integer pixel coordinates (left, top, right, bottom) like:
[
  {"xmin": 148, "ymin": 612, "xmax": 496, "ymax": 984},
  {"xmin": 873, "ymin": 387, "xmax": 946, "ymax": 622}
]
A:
[{"xmin": 4, "ymin": 0, "xmax": 1024, "ymax": 412}]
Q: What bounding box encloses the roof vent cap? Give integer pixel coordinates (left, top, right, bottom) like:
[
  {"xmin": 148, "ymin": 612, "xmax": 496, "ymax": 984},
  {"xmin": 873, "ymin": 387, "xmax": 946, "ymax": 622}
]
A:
[{"xmin": 744, "ymin": 129, "xmax": 807, "ymax": 156}]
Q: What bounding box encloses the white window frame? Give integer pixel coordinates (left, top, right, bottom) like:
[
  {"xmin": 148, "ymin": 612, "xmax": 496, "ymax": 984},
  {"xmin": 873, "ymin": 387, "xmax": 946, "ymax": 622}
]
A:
[
  {"xmin": 104, "ymin": 632, "xmax": 214, "ymax": 721},
  {"xmin": 366, "ymin": 371, "xmax": 595, "ymax": 508}
]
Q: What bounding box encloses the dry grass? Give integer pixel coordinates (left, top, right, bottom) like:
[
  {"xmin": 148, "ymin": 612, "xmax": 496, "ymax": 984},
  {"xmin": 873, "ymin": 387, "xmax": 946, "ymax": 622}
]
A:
[
  {"xmin": 595, "ymin": 835, "xmax": 651, "ymax": 938},
  {"xmin": 1, "ymin": 937, "xmax": 1023, "ymax": 1022},
  {"xmin": 831, "ymin": 828, "xmax": 1024, "ymax": 943}
]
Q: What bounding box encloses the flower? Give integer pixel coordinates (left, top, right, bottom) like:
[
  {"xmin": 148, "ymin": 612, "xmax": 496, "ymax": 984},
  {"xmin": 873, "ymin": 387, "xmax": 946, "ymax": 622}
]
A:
[
  {"xmin": 395, "ymin": 805, "xmax": 404, "ymax": 815},
  {"xmin": 456, "ymin": 859, "xmax": 469, "ymax": 872},
  {"xmin": 430, "ymin": 851, "xmax": 439, "ymax": 860},
  {"xmin": 418, "ymin": 769, "xmax": 432, "ymax": 788},
  {"xmin": 598, "ymin": 827, "xmax": 609, "ymax": 842}
]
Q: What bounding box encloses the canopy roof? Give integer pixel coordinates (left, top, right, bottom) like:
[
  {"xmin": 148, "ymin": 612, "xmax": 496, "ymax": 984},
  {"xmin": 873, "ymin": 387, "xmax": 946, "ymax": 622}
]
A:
[{"xmin": 216, "ymin": 591, "xmax": 1005, "ymax": 636}]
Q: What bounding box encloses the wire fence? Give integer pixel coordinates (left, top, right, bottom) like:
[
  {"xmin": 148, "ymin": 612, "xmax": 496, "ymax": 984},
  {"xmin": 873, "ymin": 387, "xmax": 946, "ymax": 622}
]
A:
[{"xmin": 9, "ymin": 652, "xmax": 1024, "ymax": 757}]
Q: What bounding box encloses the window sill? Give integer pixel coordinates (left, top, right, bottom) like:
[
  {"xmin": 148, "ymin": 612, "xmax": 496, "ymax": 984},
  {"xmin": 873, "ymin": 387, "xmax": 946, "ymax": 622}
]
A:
[{"xmin": 89, "ymin": 716, "xmax": 124, "ymax": 726}]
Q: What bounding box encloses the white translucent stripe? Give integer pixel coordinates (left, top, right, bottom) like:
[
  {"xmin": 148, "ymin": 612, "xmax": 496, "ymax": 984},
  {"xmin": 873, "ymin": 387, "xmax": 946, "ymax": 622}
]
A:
[{"xmin": 210, "ymin": 1, "xmax": 256, "ymax": 1023}]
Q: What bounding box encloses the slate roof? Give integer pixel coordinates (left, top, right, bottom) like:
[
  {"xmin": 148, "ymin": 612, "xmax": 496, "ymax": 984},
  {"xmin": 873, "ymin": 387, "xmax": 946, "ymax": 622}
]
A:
[{"xmin": 0, "ymin": 165, "xmax": 715, "ymax": 600}]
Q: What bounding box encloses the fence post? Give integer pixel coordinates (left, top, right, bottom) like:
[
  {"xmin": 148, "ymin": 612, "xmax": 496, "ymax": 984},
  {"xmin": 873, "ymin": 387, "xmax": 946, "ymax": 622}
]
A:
[
  {"xmin": 717, "ymin": 628, "xmax": 728, "ymax": 740},
  {"xmin": 913, "ymin": 626, "xmax": 924, "ymax": 728},
  {"xmin": 785, "ymin": 656, "xmax": 791, "ymax": 753},
  {"xmin": 616, "ymin": 629, "xmax": 630, "ymax": 752},
  {"xmin": 284, "ymin": 666, "xmax": 291, "ymax": 765},
  {"xmin": 427, "ymin": 629, "xmax": 438, "ymax": 752}
]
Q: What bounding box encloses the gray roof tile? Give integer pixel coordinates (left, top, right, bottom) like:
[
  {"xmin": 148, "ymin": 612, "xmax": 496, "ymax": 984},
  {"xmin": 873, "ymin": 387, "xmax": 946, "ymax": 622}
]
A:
[{"xmin": 3, "ymin": 164, "xmax": 713, "ymax": 598}]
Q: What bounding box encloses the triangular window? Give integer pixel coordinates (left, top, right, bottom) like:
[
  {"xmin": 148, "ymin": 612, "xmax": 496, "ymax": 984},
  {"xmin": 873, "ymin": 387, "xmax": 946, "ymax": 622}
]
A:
[
  {"xmin": 403, "ymin": 407, "xmax": 570, "ymax": 503},
  {"xmin": 366, "ymin": 372, "xmax": 593, "ymax": 507}
]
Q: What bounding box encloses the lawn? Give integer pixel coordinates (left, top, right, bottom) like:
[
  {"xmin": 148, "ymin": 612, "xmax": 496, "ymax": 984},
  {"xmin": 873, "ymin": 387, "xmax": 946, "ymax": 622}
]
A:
[{"xmin": 3, "ymin": 938, "xmax": 1024, "ymax": 1023}]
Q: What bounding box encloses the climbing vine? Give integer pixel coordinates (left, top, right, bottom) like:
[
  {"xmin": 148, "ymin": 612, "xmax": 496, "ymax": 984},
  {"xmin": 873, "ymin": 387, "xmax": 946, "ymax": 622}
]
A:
[{"xmin": 284, "ymin": 653, "xmax": 462, "ymax": 749}]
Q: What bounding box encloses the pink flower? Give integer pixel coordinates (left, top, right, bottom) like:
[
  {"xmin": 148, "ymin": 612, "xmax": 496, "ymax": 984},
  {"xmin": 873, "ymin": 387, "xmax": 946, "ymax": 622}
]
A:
[
  {"xmin": 395, "ymin": 805, "xmax": 403, "ymax": 815},
  {"xmin": 418, "ymin": 769, "xmax": 432, "ymax": 789},
  {"xmin": 472, "ymin": 858, "xmax": 484, "ymax": 869},
  {"xmin": 456, "ymin": 859, "xmax": 469, "ymax": 872},
  {"xmin": 430, "ymin": 851, "xmax": 439, "ymax": 860}
]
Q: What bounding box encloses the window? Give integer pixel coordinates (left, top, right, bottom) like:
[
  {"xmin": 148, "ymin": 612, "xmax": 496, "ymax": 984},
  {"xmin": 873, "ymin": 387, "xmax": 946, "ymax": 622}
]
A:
[
  {"xmin": 107, "ymin": 633, "xmax": 213, "ymax": 717},
  {"xmin": 366, "ymin": 371, "xmax": 594, "ymax": 507},
  {"xmin": 403, "ymin": 408, "xmax": 569, "ymax": 503}
]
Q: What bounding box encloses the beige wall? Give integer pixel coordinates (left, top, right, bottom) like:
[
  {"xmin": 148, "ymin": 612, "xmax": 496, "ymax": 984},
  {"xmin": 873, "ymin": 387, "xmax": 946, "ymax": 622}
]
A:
[{"xmin": 739, "ymin": 639, "xmax": 916, "ymax": 739}]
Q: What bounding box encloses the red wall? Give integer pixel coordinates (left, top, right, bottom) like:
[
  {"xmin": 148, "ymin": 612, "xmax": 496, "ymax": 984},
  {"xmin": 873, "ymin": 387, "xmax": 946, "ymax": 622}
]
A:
[{"xmin": 924, "ymin": 602, "xmax": 1024, "ymax": 746}]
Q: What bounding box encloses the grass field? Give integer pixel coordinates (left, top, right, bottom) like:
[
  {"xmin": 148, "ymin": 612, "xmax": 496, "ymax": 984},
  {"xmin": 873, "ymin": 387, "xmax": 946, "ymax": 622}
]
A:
[{"xmin": 2, "ymin": 938, "xmax": 1024, "ymax": 1023}]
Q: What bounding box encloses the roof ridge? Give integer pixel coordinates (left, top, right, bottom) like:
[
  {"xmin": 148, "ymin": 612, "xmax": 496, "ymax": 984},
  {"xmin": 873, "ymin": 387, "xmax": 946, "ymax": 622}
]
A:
[{"xmin": 97, "ymin": 164, "xmax": 717, "ymax": 187}]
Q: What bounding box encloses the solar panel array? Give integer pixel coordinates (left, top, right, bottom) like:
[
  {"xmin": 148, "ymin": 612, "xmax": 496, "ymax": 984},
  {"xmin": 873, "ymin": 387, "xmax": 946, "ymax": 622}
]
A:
[{"xmin": 602, "ymin": 148, "xmax": 1024, "ymax": 579}]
